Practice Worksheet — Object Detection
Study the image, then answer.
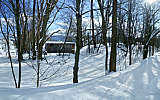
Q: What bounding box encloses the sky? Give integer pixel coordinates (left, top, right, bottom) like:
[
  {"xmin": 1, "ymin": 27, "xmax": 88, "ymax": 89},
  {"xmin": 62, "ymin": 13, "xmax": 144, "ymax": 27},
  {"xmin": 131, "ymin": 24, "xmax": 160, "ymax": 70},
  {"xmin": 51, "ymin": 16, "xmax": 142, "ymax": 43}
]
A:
[{"xmin": 0, "ymin": 0, "xmax": 160, "ymax": 39}]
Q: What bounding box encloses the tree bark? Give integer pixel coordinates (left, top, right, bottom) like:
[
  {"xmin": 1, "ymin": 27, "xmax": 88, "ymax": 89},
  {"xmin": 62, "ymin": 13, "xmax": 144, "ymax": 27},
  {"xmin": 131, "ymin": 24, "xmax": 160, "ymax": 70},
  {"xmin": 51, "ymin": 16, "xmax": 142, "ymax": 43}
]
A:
[
  {"xmin": 128, "ymin": 0, "xmax": 132, "ymax": 65},
  {"xmin": 91, "ymin": 0, "xmax": 96, "ymax": 49},
  {"xmin": 109, "ymin": 0, "xmax": 117, "ymax": 72},
  {"xmin": 73, "ymin": 0, "xmax": 81, "ymax": 83},
  {"xmin": 15, "ymin": 0, "xmax": 22, "ymax": 88},
  {"xmin": 143, "ymin": 45, "xmax": 148, "ymax": 59},
  {"xmin": 97, "ymin": 0, "xmax": 109, "ymax": 74},
  {"xmin": 32, "ymin": 0, "xmax": 36, "ymax": 60}
]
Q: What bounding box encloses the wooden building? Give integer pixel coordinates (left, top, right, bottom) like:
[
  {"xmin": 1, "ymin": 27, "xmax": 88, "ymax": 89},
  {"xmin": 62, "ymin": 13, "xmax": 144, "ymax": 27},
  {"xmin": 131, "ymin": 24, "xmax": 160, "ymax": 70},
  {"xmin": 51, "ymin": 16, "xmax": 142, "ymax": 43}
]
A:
[{"xmin": 45, "ymin": 41, "xmax": 75, "ymax": 54}]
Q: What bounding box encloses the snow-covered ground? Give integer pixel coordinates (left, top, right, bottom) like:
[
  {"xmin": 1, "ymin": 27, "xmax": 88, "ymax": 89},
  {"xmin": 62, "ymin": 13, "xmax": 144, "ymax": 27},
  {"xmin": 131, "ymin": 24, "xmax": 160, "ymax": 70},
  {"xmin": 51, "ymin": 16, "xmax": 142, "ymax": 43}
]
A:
[{"xmin": 0, "ymin": 45, "xmax": 160, "ymax": 100}]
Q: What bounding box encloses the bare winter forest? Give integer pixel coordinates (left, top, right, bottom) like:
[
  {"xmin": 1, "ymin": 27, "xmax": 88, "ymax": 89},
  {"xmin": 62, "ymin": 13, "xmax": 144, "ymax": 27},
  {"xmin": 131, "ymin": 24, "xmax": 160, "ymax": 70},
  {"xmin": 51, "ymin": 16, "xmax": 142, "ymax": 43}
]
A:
[{"xmin": 0, "ymin": 0, "xmax": 160, "ymax": 100}]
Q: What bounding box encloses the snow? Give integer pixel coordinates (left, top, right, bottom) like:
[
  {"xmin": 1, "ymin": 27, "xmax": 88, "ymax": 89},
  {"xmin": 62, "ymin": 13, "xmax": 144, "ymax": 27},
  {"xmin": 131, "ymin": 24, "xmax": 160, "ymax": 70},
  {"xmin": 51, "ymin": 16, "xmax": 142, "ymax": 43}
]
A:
[
  {"xmin": 0, "ymin": 44, "xmax": 160, "ymax": 100},
  {"xmin": 45, "ymin": 41, "xmax": 75, "ymax": 44}
]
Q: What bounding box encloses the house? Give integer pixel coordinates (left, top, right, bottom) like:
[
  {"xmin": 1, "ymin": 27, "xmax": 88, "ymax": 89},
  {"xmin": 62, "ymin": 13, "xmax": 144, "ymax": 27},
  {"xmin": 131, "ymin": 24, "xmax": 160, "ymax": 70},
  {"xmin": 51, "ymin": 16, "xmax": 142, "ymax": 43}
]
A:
[
  {"xmin": 44, "ymin": 32, "xmax": 76, "ymax": 54},
  {"xmin": 45, "ymin": 41, "xmax": 75, "ymax": 54}
]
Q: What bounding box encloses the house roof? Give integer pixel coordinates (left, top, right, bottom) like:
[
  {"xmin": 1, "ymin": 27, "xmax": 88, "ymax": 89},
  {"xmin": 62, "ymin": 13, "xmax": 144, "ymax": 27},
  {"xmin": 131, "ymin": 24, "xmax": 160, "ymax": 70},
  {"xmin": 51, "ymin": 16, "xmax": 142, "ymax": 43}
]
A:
[{"xmin": 46, "ymin": 41, "xmax": 75, "ymax": 44}]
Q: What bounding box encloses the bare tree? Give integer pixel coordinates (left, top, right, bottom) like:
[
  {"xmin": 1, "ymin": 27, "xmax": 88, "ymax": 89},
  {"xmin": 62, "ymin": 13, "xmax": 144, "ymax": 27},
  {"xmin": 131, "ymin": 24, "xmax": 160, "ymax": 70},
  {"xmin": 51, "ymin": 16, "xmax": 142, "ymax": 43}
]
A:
[
  {"xmin": 91, "ymin": 0, "xmax": 96, "ymax": 49},
  {"xmin": 0, "ymin": 9, "xmax": 18, "ymax": 88},
  {"xmin": 109, "ymin": 0, "xmax": 117, "ymax": 72},
  {"xmin": 73, "ymin": 0, "xmax": 81, "ymax": 83},
  {"xmin": 35, "ymin": 0, "xmax": 60, "ymax": 87},
  {"xmin": 142, "ymin": 3, "xmax": 160, "ymax": 59},
  {"xmin": 97, "ymin": 0, "xmax": 111, "ymax": 74},
  {"xmin": 32, "ymin": 0, "xmax": 36, "ymax": 60}
]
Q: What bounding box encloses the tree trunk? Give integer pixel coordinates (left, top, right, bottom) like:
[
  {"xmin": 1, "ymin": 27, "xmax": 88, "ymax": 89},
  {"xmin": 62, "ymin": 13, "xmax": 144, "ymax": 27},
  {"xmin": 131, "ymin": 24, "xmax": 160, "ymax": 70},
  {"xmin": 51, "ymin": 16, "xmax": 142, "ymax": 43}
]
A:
[
  {"xmin": 143, "ymin": 45, "xmax": 148, "ymax": 59},
  {"xmin": 32, "ymin": 0, "xmax": 36, "ymax": 60},
  {"xmin": 0, "ymin": 18, "xmax": 18, "ymax": 88},
  {"xmin": 128, "ymin": 0, "xmax": 132, "ymax": 65},
  {"xmin": 88, "ymin": 32, "xmax": 90, "ymax": 53},
  {"xmin": 22, "ymin": 0, "xmax": 28, "ymax": 54},
  {"xmin": 91, "ymin": 0, "xmax": 96, "ymax": 49},
  {"xmin": 15, "ymin": 0, "xmax": 22, "ymax": 88},
  {"xmin": 152, "ymin": 44, "xmax": 154, "ymax": 56},
  {"xmin": 73, "ymin": 0, "xmax": 81, "ymax": 83},
  {"xmin": 109, "ymin": 0, "xmax": 117, "ymax": 72},
  {"xmin": 79, "ymin": 15, "xmax": 83, "ymax": 49},
  {"xmin": 97, "ymin": 0, "xmax": 108, "ymax": 74}
]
